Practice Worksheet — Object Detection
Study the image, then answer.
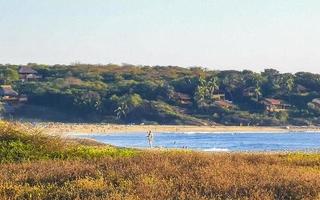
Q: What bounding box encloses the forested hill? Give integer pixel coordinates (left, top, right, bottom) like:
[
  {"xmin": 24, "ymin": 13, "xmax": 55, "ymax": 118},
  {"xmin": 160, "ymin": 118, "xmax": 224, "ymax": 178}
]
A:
[{"xmin": 1, "ymin": 64, "xmax": 320, "ymax": 126}]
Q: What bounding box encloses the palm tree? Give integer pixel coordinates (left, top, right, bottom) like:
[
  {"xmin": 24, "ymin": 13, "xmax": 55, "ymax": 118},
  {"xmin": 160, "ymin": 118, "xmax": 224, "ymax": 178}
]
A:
[
  {"xmin": 254, "ymin": 86, "xmax": 262, "ymax": 101},
  {"xmin": 114, "ymin": 103, "xmax": 128, "ymax": 119},
  {"xmin": 207, "ymin": 77, "xmax": 219, "ymax": 98},
  {"xmin": 222, "ymin": 74, "xmax": 242, "ymax": 101},
  {"xmin": 194, "ymin": 76, "xmax": 219, "ymax": 108},
  {"xmin": 244, "ymin": 72, "xmax": 263, "ymax": 101},
  {"xmin": 280, "ymin": 73, "xmax": 295, "ymax": 104}
]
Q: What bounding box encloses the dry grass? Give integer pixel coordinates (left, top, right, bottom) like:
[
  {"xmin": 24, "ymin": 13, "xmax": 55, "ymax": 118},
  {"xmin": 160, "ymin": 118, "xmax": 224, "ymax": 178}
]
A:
[
  {"xmin": 0, "ymin": 121, "xmax": 320, "ymax": 199},
  {"xmin": 1, "ymin": 152, "xmax": 320, "ymax": 199}
]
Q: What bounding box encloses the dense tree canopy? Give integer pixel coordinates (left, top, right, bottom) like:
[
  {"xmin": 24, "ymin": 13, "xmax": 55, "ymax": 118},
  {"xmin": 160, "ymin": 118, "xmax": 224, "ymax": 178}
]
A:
[{"xmin": 1, "ymin": 63, "xmax": 320, "ymax": 125}]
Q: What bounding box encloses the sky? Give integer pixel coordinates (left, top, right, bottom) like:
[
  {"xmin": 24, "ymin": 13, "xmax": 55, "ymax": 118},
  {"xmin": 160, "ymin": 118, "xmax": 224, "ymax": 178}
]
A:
[{"xmin": 0, "ymin": 0, "xmax": 319, "ymax": 73}]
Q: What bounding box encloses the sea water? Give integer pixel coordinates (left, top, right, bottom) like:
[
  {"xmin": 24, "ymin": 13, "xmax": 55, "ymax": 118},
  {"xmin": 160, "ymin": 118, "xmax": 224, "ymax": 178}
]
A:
[{"xmin": 74, "ymin": 132, "xmax": 320, "ymax": 152}]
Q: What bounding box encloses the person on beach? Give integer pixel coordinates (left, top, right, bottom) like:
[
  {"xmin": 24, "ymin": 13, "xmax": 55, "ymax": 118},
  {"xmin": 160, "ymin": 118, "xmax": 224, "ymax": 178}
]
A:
[{"xmin": 147, "ymin": 130, "xmax": 154, "ymax": 148}]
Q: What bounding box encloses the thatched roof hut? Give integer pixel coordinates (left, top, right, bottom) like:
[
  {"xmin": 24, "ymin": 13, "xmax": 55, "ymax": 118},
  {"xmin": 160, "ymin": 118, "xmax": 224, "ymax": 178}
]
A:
[
  {"xmin": 19, "ymin": 66, "xmax": 38, "ymax": 74},
  {"xmin": 0, "ymin": 85, "xmax": 18, "ymax": 97}
]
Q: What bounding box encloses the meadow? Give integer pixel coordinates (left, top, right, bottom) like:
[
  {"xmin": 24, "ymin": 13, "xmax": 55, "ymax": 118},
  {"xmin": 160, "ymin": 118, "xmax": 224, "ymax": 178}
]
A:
[{"xmin": 0, "ymin": 121, "xmax": 320, "ymax": 200}]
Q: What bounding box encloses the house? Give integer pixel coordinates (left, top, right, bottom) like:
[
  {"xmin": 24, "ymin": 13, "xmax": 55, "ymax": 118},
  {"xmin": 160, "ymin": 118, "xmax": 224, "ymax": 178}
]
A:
[
  {"xmin": 174, "ymin": 92, "xmax": 192, "ymax": 105},
  {"xmin": 309, "ymin": 98, "xmax": 320, "ymax": 111},
  {"xmin": 19, "ymin": 66, "xmax": 40, "ymax": 81},
  {"xmin": 243, "ymin": 87, "xmax": 256, "ymax": 97},
  {"xmin": 0, "ymin": 85, "xmax": 28, "ymax": 103},
  {"xmin": 295, "ymin": 84, "xmax": 309, "ymax": 95},
  {"xmin": 0, "ymin": 85, "xmax": 27, "ymax": 114},
  {"xmin": 215, "ymin": 100, "xmax": 234, "ymax": 109},
  {"xmin": 19, "ymin": 95, "xmax": 28, "ymax": 102},
  {"xmin": 311, "ymin": 98, "xmax": 320, "ymax": 107},
  {"xmin": 211, "ymin": 93, "xmax": 225, "ymax": 101},
  {"xmin": 0, "ymin": 85, "xmax": 19, "ymax": 102},
  {"xmin": 261, "ymin": 98, "xmax": 290, "ymax": 112}
]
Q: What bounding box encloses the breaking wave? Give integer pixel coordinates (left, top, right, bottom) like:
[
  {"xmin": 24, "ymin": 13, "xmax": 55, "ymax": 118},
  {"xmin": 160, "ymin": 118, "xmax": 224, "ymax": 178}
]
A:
[{"xmin": 202, "ymin": 147, "xmax": 230, "ymax": 152}]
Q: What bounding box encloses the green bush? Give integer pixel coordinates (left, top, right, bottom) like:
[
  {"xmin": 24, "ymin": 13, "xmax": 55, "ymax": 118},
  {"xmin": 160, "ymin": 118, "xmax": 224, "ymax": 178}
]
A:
[{"xmin": 0, "ymin": 121, "xmax": 137, "ymax": 163}]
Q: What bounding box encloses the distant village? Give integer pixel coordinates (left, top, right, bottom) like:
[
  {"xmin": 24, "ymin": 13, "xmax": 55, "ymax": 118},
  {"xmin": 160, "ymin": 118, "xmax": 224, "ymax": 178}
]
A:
[
  {"xmin": 0, "ymin": 66, "xmax": 41, "ymax": 115},
  {"xmin": 174, "ymin": 89, "xmax": 294, "ymax": 113},
  {"xmin": 1, "ymin": 65, "xmax": 320, "ymax": 125}
]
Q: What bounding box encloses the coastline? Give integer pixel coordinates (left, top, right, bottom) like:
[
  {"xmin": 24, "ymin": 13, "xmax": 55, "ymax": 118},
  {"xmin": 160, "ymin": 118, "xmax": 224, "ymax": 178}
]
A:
[{"xmin": 29, "ymin": 123, "xmax": 320, "ymax": 135}]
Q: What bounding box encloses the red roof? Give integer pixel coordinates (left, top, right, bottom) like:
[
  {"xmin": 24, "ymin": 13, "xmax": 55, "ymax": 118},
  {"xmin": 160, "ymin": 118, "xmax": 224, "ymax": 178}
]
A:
[
  {"xmin": 215, "ymin": 100, "xmax": 233, "ymax": 108},
  {"xmin": 175, "ymin": 92, "xmax": 191, "ymax": 100},
  {"xmin": 264, "ymin": 98, "xmax": 281, "ymax": 105}
]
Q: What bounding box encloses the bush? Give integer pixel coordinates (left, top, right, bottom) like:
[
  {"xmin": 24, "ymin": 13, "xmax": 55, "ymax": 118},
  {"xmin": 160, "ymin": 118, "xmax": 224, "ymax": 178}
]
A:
[{"xmin": 0, "ymin": 121, "xmax": 137, "ymax": 163}]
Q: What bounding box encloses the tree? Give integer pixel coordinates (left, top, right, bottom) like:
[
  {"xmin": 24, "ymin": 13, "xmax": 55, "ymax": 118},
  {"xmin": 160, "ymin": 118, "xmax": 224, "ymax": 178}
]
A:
[
  {"xmin": 207, "ymin": 77, "xmax": 219, "ymax": 97},
  {"xmin": 0, "ymin": 103, "xmax": 4, "ymax": 118},
  {"xmin": 73, "ymin": 91, "xmax": 102, "ymax": 113},
  {"xmin": 0, "ymin": 68, "xmax": 19, "ymax": 84},
  {"xmin": 253, "ymin": 87, "xmax": 262, "ymax": 101},
  {"xmin": 261, "ymin": 69, "xmax": 281, "ymax": 95},
  {"xmin": 171, "ymin": 76, "xmax": 199, "ymax": 95},
  {"xmin": 115, "ymin": 103, "xmax": 129, "ymax": 119},
  {"xmin": 157, "ymin": 83, "xmax": 175, "ymax": 102},
  {"xmin": 244, "ymin": 72, "xmax": 263, "ymax": 101},
  {"xmin": 194, "ymin": 76, "xmax": 219, "ymax": 108},
  {"xmin": 280, "ymin": 73, "xmax": 295, "ymax": 95},
  {"xmin": 221, "ymin": 73, "xmax": 243, "ymax": 101},
  {"xmin": 276, "ymin": 111, "xmax": 289, "ymax": 122},
  {"xmin": 295, "ymin": 72, "xmax": 320, "ymax": 92},
  {"xmin": 194, "ymin": 77, "xmax": 207, "ymax": 108},
  {"xmin": 113, "ymin": 94, "xmax": 143, "ymax": 119}
]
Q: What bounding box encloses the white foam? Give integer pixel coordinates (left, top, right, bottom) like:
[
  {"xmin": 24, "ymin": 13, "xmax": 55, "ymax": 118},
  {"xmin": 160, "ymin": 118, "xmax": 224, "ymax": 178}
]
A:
[
  {"xmin": 202, "ymin": 147, "xmax": 230, "ymax": 152},
  {"xmin": 177, "ymin": 131, "xmax": 288, "ymax": 134}
]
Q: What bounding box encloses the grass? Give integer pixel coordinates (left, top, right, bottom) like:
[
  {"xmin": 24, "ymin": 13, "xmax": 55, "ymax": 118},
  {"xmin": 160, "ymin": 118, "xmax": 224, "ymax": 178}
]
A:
[
  {"xmin": 0, "ymin": 121, "xmax": 320, "ymax": 199},
  {"xmin": 0, "ymin": 121, "xmax": 137, "ymax": 163}
]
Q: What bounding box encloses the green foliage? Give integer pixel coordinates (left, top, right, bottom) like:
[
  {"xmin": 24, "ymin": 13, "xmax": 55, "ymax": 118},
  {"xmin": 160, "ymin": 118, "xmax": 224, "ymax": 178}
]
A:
[
  {"xmin": 61, "ymin": 146, "xmax": 137, "ymax": 159},
  {"xmin": 171, "ymin": 76, "xmax": 198, "ymax": 94},
  {"xmin": 73, "ymin": 91, "xmax": 102, "ymax": 112},
  {"xmin": 0, "ymin": 67, "xmax": 19, "ymax": 84},
  {"xmin": 276, "ymin": 111, "xmax": 289, "ymax": 122},
  {"xmin": 308, "ymin": 102, "xmax": 320, "ymax": 114},
  {"xmin": 3, "ymin": 64, "xmax": 320, "ymax": 125},
  {"xmin": 0, "ymin": 103, "xmax": 4, "ymax": 116},
  {"xmin": 113, "ymin": 93, "xmax": 143, "ymax": 119},
  {"xmin": 147, "ymin": 101, "xmax": 206, "ymax": 125},
  {"xmin": 194, "ymin": 76, "xmax": 219, "ymax": 108},
  {"xmin": 0, "ymin": 121, "xmax": 137, "ymax": 163}
]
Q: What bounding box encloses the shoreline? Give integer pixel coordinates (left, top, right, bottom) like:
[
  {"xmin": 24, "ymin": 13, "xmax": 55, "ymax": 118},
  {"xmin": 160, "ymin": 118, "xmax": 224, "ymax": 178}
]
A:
[{"xmin": 28, "ymin": 123, "xmax": 320, "ymax": 135}]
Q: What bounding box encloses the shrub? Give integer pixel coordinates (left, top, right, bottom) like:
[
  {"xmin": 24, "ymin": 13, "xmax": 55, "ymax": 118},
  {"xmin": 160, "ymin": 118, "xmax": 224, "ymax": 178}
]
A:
[{"xmin": 0, "ymin": 121, "xmax": 137, "ymax": 163}]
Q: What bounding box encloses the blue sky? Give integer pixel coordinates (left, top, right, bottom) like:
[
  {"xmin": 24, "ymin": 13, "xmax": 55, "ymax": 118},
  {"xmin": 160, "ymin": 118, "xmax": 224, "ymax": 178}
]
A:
[{"xmin": 0, "ymin": 0, "xmax": 319, "ymax": 73}]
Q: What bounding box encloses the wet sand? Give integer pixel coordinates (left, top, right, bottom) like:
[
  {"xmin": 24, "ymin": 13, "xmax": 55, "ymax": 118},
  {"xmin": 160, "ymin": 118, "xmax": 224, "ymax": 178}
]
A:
[{"xmin": 28, "ymin": 123, "xmax": 320, "ymax": 135}]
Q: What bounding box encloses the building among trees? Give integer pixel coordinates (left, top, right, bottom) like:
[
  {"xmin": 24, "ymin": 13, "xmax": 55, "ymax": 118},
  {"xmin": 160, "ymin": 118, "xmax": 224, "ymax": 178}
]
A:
[
  {"xmin": 214, "ymin": 100, "xmax": 234, "ymax": 109},
  {"xmin": 174, "ymin": 92, "xmax": 192, "ymax": 106},
  {"xmin": 0, "ymin": 85, "xmax": 27, "ymax": 114},
  {"xmin": 311, "ymin": 98, "xmax": 320, "ymax": 108},
  {"xmin": 19, "ymin": 66, "xmax": 41, "ymax": 82},
  {"xmin": 0, "ymin": 85, "xmax": 18, "ymax": 101},
  {"xmin": 211, "ymin": 93, "xmax": 225, "ymax": 101},
  {"xmin": 261, "ymin": 98, "xmax": 290, "ymax": 112}
]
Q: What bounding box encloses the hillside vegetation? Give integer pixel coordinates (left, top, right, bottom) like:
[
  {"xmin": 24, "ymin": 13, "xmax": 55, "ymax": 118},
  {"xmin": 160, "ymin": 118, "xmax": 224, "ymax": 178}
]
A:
[
  {"xmin": 1, "ymin": 64, "xmax": 320, "ymax": 125},
  {"xmin": 1, "ymin": 121, "xmax": 320, "ymax": 199}
]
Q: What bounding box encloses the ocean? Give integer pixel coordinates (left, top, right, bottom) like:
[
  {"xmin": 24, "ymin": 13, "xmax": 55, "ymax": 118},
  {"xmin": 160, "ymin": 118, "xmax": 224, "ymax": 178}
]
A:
[{"xmin": 74, "ymin": 132, "xmax": 320, "ymax": 152}]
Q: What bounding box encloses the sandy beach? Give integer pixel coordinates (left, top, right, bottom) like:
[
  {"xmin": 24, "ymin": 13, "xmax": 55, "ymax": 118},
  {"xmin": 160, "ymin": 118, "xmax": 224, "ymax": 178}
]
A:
[{"xmin": 27, "ymin": 123, "xmax": 320, "ymax": 135}]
